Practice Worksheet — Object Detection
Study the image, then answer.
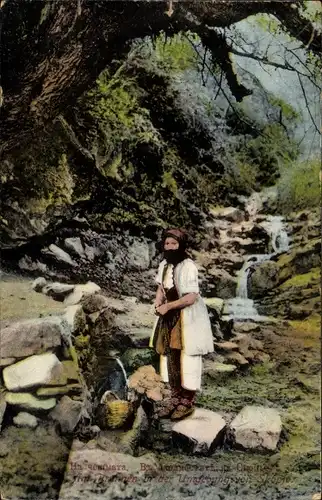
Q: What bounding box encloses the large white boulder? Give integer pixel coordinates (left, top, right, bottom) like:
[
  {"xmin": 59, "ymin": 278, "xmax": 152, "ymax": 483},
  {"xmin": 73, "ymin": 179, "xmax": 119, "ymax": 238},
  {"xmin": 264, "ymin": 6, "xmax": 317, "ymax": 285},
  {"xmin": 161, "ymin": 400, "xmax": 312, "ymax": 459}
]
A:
[
  {"xmin": 13, "ymin": 412, "xmax": 38, "ymax": 428},
  {"xmin": 43, "ymin": 244, "xmax": 78, "ymax": 267},
  {"xmin": 64, "ymin": 237, "xmax": 85, "ymax": 258},
  {"xmin": 64, "ymin": 282, "xmax": 101, "ymax": 306},
  {"xmin": 32, "ymin": 276, "xmax": 47, "ymax": 292},
  {"xmin": 229, "ymin": 405, "xmax": 282, "ymax": 451},
  {"xmin": 5, "ymin": 392, "xmax": 56, "ymax": 411},
  {"xmin": 63, "ymin": 304, "xmax": 86, "ymax": 335},
  {"xmin": 0, "ymin": 316, "xmax": 65, "ymax": 358},
  {"xmin": 43, "ymin": 282, "xmax": 75, "ymax": 301},
  {"xmin": 58, "ymin": 440, "xmax": 160, "ymax": 498},
  {"xmin": 127, "ymin": 239, "xmax": 151, "ymax": 270},
  {"xmin": 172, "ymin": 408, "xmax": 226, "ymax": 454},
  {"xmin": 203, "ymin": 297, "xmax": 224, "ymax": 316},
  {"xmin": 49, "ymin": 395, "xmax": 84, "ymax": 433},
  {"xmin": 3, "ymin": 353, "xmax": 62, "ymax": 391}
]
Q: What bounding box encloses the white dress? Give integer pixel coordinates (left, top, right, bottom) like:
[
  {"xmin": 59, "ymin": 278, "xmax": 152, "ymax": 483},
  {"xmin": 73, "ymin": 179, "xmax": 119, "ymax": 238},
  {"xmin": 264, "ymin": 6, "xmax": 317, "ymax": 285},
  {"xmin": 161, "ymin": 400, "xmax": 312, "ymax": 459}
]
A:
[{"xmin": 149, "ymin": 258, "xmax": 214, "ymax": 390}]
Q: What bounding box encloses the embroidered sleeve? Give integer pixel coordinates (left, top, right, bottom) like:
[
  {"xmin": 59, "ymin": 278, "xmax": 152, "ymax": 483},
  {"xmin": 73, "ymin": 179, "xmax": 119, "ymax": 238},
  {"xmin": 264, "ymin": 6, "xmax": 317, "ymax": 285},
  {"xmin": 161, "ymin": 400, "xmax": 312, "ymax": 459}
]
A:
[{"xmin": 180, "ymin": 260, "xmax": 199, "ymax": 294}]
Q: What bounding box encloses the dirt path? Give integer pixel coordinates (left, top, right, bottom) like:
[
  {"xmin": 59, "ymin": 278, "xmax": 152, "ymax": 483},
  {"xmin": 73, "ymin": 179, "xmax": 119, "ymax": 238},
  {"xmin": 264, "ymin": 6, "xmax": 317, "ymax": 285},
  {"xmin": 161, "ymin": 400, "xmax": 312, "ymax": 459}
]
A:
[{"xmin": 0, "ymin": 273, "xmax": 65, "ymax": 325}]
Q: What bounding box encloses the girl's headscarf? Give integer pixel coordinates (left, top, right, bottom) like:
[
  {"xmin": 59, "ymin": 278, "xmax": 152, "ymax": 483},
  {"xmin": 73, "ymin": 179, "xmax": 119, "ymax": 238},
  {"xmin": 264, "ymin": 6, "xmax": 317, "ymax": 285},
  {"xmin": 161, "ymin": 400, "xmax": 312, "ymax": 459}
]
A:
[{"xmin": 161, "ymin": 228, "xmax": 189, "ymax": 265}]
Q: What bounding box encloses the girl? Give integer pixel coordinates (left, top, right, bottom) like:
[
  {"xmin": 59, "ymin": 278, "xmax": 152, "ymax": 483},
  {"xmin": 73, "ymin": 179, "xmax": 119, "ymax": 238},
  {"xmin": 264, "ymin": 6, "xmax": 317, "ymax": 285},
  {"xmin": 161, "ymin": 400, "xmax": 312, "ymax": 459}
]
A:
[{"xmin": 150, "ymin": 228, "xmax": 214, "ymax": 420}]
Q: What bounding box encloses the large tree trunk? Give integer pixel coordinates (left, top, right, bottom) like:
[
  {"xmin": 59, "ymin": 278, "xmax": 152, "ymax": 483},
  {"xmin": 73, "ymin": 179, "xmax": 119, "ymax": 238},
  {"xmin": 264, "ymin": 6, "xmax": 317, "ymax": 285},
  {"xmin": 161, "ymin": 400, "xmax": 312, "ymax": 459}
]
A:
[{"xmin": 1, "ymin": 0, "xmax": 320, "ymax": 160}]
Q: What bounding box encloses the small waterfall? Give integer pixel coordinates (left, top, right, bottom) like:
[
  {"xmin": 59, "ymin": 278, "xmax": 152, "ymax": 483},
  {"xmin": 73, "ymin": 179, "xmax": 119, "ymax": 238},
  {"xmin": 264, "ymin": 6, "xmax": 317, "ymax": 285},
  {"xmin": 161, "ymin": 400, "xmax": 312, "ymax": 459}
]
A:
[
  {"xmin": 261, "ymin": 215, "xmax": 290, "ymax": 254},
  {"xmin": 225, "ymin": 215, "xmax": 290, "ymax": 321},
  {"xmin": 96, "ymin": 356, "xmax": 128, "ymax": 402},
  {"xmin": 226, "ymin": 255, "xmax": 269, "ymax": 321},
  {"xmin": 267, "ymin": 216, "xmax": 290, "ymax": 253},
  {"xmin": 115, "ymin": 357, "xmax": 129, "ymax": 389}
]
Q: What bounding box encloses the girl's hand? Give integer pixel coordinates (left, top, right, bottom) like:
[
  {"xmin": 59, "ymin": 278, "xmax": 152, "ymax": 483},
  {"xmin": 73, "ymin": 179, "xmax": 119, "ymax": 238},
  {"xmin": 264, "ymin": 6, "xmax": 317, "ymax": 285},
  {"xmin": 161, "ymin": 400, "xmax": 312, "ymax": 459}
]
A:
[{"xmin": 155, "ymin": 303, "xmax": 170, "ymax": 316}]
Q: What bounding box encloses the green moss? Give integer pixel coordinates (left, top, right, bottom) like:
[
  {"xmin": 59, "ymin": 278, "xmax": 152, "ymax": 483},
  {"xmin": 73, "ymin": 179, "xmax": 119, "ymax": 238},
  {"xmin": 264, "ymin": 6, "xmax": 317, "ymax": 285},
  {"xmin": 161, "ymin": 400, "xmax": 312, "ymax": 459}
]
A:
[
  {"xmin": 280, "ymin": 268, "xmax": 320, "ymax": 289},
  {"xmin": 226, "ymin": 123, "xmax": 299, "ymax": 193},
  {"xmin": 74, "ymin": 335, "xmax": 90, "ymax": 349},
  {"xmin": 148, "ymin": 31, "xmax": 198, "ymax": 74},
  {"xmin": 162, "ymin": 171, "xmax": 178, "ymax": 195},
  {"xmin": 277, "ymin": 159, "xmax": 321, "ymax": 214},
  {"xmin": 268, "ymin": 96, "xmax": 300, "ymax": 122}
]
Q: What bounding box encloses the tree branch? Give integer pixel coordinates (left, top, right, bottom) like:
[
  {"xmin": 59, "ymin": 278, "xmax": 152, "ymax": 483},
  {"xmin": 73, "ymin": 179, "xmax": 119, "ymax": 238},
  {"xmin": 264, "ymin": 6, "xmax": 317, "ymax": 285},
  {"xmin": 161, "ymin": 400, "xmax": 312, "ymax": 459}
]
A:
[
  {"xmin": 272, "ymin": 3, "xmax": 322, "ymax": 55},
  {"xmin": 56, "ymin": 115, "xmax": 94, "ymax": 162},
  {"xmin": 297, "ymin": 73, "xmax": 320, "ymax": 134},
  {"xmin": 1, "ymin": 0, "xmax": 320, "ymax": 158}
]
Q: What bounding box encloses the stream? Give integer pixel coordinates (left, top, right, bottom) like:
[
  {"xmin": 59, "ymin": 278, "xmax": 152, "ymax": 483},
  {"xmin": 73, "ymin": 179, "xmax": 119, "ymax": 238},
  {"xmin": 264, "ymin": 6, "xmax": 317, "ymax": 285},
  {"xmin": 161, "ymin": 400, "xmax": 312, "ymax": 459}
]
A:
[{"xmin": 225, "ymin": 215, "xmax": 290, "ymax": 322}]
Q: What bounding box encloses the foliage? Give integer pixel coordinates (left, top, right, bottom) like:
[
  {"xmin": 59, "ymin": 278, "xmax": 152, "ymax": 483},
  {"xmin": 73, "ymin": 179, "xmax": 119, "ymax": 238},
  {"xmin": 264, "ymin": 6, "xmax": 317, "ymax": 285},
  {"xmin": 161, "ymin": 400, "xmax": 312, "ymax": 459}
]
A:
[
  {"xmin": 280, "ymin": 268, "xmax": 320, "ymax": 290},
  {"xmin": 138, "ymin": 31, "xmax": 199, "ymax": 75},
  {"xmin": 253, "ymin": 13, "xmax": 282, "ymax": 36},
  {"xmin": 276, "ymin": 158, "xmax": 321, "ymax": 213},
  {"xmin": 225, "ymin": 123, "xmax": 299, "ymax": 194},
  {"xmin": 162, "ymin": 171, "xmax": 178, "ymax": 195},
  {"xmin": 267, "ymin": 96, "xmax": 301, "ymax": 123}
]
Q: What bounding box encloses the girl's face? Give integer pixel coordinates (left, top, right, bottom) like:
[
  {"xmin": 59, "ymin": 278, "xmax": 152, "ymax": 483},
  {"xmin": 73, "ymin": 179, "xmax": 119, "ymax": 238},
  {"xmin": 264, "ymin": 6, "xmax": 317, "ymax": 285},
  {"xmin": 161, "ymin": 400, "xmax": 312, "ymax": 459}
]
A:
[{"xmin": 164, "ymin": 236, "xmax": 179, "ymax": 251}]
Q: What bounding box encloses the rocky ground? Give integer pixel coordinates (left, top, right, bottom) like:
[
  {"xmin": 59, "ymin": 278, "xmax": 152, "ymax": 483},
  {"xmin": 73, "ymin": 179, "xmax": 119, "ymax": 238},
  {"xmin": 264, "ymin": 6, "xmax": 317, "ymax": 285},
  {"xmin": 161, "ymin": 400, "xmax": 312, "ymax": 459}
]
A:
[
  {"xmin": 0, "ymin": 275, "xmax": 320, "ymax": 500},
  {"xmin": 0, "ymin": 198, "xmax": 320, "ymax": 500}
]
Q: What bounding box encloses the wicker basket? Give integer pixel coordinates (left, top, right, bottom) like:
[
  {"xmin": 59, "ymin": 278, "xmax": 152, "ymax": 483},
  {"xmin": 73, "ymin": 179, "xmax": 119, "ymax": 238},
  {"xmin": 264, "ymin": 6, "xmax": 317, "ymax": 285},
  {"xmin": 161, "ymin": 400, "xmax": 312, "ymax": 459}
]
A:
[{"xmin": 99, "ymin": 391, "xmax": 133, "ymax": 429}]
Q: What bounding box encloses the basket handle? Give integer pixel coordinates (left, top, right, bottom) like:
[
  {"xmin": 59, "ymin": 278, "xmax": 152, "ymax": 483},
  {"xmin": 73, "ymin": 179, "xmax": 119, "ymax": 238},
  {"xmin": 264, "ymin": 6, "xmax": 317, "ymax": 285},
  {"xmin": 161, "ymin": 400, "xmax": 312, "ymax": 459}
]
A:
[{"xmin": 100, "ymin": 390, "xmax": 120, "ymax": 404}]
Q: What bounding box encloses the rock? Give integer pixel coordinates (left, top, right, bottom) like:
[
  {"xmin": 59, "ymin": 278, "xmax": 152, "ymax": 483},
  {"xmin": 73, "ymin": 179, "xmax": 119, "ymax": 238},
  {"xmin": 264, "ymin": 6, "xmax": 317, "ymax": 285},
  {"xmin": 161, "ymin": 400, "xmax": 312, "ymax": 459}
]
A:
[
  {"xmin": 203, "ymin": 297, "xmax": 224, "ymax": 317},
  {"xmin": 121, "ymin": 348, "xmax": 159, "ymax": 372},
  {"xmin": 64, "ymin": 287, "xmax": 83, "ymax": 306},
  {"xmin": 127, "ymin": 327, "xmax": 153, "ymax": 348},
  {"xmin": 61, "ymin": 360, "xmax": 81, "ymax": 383},
  {"xmin": 19, "ymin": 256, "xmax": 47, "ymax": 273},
  {"xmin": 84, "ymin": 243, "xmax": 101, "ymax": 261},
  {"xmin": 64, "ymin": 237, "xmax": 85, "ymax": 258},
  {"xmin": 236, "ymin": 335, "xmax": 264, "ymax": 356},
  {"xmin": 172, "ymin": 408, "xmax": 226, "ymax": 454},
  {"xmin": 3, "ymin": 353, "xmax": 63, "ymax": 391},
  {"xmin": 49, "ymin": 395, "xmax": 84, "ymax": 434},
  {"xmin": 31, "ymin": 276, "xmax": 47, "ymax": 292},
  {"xmin": 64, "ymin": 282, "xmax": 101, "ymax": 306},
  {"xmin": 248, "ymin": 261, "xmax": 279, "ymax": 299},
  {"xmin": 224, "ymin": 352, "xmax": 249, "ymax": 366},
  {"xmin": 120, "ymin": 405, "xmax": 149, "ymax": 454},
  {"xmin": 204, "ymin": 360, "xmax": 237, "ymax": 378},
  {"xmin": 0, "ymin": 316, "xmax": 66, "ymax": 358},
  {"xmin": 42, "ymin": 244, "xmax": 77, "ymax": 267},
  {"xmin": 127, "ymin": 239, "xmax": 151, "ymax": 270},
  {"xmin": 245, "ymin": 192, "xmax": 263, "ymax": 217},
  {"xmin": 233, "ymin": 322, "xmax": 260, "ymax": 333},
  {"xmin": 0, "ymin": 393, "xmax": 7, "ymax": 431},
  {"xmin": 36, "ymin": 384, "xmax": 82, "ymax": 397},
  {"xmin": 229, "ymin": 405, "xmax": 282, "ymax": 451},
  {"xmin": 63, "ymin": 304, "xmax": 86, "ymax": 335},
  {"xmin": 252, "ymin": 352, "xmax": 271, "ymax": 364},
  {"xmin": 207, "ymin": 267, "xmax": 236, "ymax": 299},
  {"xmin": 58, "ymin": 441, "xmax": 160, "ymax": 498},
  {"xmin": 5, "ymin": 392, "xmax": 56, "ymax": 411},
  {"xmin": 210, "ymin": 206, "xmax": 244, "ymax": 223},
  {"xmin": 81, "ymin": 293, "xmax": 110, "ymax": 314},
  {"xmin": 0, "ymin": 358, "xmax": 16, "ymax": 368},
  {"xmin": 43, "ymin": 282, "xmax": 75, "ymax": 301},
  {"xmin": 88, "ymin": 311, "xmax": 100, "ymax": 324},
  {"xmin": 13, "ymin": 412, "xmax": 38, "ymax": 428},
  {"xmin": 127, "ymin": 365, "xmax": 167, "ymax": 404},
  {"xmin": 123, "ymin": 296, "xmax": 139, "ymax": 305},
  {"xmin": 214, "ymin": 341, "xmax": 239, "ymax": 351}
]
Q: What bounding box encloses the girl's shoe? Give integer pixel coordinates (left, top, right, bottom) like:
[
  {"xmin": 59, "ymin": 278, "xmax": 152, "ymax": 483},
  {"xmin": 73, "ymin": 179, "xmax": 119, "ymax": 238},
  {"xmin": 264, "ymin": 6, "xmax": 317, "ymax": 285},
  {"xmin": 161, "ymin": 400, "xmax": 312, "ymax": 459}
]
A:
[{"xmin": 171, "ymin": 404, "xmax": 195, "ymax": 421}]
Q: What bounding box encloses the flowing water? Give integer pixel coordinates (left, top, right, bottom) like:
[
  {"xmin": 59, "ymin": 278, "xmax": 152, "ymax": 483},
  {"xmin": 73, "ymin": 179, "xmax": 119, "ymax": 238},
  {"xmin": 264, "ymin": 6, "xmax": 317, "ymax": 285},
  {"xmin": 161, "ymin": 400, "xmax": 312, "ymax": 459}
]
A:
[
  {"xmin": 96, "ymin": 357, "xmax": 129, "ymax": 402},
  {"xmin": 225, "ymin": 215, "xmax": 290, "ymax": 321}
]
